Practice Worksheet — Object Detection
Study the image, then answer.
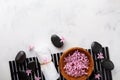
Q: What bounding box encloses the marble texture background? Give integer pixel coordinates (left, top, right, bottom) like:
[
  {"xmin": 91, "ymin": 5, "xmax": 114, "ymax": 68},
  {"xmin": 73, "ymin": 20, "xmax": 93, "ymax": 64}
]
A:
[{"xmin": 0, "ymin": 0, "xmax": 120, "ymax": 80}]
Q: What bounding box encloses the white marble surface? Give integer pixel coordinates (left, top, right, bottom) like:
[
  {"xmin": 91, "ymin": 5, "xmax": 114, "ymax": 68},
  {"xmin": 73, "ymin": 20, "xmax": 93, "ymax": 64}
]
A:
[{"xmin": 0, "ymin": 0, "xmax": 120, "ymax": 80}]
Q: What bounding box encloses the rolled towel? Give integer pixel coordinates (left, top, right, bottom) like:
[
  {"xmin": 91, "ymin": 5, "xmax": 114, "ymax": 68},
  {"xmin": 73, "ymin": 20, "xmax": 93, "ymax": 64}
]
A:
[
  {"xmin": 31, "ymin": 45, "xmax": 59, "ymax": 80},
  {"xmin": 41, "ymin": 62, "xmax": 59, "ymax": 80}
]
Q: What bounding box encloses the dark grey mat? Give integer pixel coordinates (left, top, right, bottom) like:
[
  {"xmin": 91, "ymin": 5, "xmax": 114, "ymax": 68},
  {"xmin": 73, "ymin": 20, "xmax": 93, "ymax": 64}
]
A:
[{"xmin": 9, "ymin": 47, "xmax": 112, "ymax": 80}]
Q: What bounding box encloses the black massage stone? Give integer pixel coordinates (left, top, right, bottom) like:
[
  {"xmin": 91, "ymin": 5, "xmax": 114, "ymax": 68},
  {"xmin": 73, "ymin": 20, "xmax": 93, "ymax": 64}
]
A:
[
  {"xmin": 91, "ymin": 41, "xmax": 102, "ymax": 54},
  {"xmin": 51, "ymin": 34, "xmax": 63, "ymax": 48},
  {"xmin": 15, "ymin": 51, "xmax": 26, "ymax": 64},
  {"xmin": 27, "ymin": 61, "xmax": 36, "ymax": 71},
  {"xmin": 101, "ymin": 59, "xmax": 114, "ymax": 70},
  {"xmin": 18, "ymin": 71, "xmax": 29, "ymax": 80}
]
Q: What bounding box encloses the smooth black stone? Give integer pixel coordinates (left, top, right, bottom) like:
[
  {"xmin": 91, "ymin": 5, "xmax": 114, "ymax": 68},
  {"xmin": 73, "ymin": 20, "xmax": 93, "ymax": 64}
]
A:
[
  {"xmin": 51, "ymin": 34, "xmax": 63, "ymax": 48},
  {"xmin": 91, "ymin": 41, "xmax": 102, "ymax": 54},
  {"xmin": 15, "ymin": 51, "xmax": 26, "ymax": 64},
  {"xmin": 101, "ymin": 59, "xmax": 114, "ymax": 70},
  {"xmin": 18, "ymin": 71, "xmax": 29, "ymax": 80},
  {"xmin": 27, "ymin": 61, "xmax": 36, "ymax": 71}
]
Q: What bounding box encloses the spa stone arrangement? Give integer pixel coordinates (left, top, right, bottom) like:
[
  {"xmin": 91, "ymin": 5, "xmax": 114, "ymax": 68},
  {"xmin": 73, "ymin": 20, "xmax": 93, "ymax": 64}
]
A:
[{"xmin": 9, "ymin": 34, "xmax": 114, "ymax": 80}]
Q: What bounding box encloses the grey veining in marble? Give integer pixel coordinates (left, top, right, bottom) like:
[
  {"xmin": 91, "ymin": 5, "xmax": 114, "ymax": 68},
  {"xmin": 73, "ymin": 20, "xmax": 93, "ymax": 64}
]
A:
[{"xmin": 0, "ymin": 0, "xmax": 120, "ymax": 80}]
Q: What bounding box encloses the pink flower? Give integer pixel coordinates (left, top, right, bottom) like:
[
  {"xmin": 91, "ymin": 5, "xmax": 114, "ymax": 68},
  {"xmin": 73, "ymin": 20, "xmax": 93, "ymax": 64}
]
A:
[
  {"xmin": 43, "ymin": 57, "xmax": 49, "ymax": 64},
  {"xmin": 60, "ymin": 36, "xmax": 65, "ymax": 42},
  {"xmin": 97, "ymin": 52, "xmax": 104, "ymax": 59},
  {"xmin": 26, "ymin": 69, "xmax": 32, "ymax": 76},
  {"xmin": 35, "ymin": 76, "xmax": 41, "ymax": 80},
  {"xmin": 29, "ymin": 45, "xmax": 34, "ymax": 51},
  {"xmin": 95, "ymin": 73, "xmax": 101, "ymax": 79}
]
